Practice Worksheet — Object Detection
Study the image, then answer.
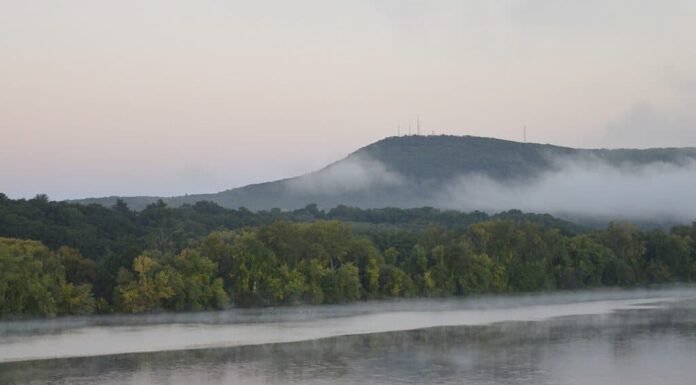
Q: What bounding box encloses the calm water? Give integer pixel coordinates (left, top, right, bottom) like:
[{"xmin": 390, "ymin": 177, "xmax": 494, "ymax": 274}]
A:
[{"xmin": 1, "ymin": 289, "xmax": 695, "ymax": 385}]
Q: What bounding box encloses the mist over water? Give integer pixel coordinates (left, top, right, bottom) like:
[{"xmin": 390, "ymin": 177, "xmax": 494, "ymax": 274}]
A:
[
  {"xmin": 1, "ymin": 288, "xmax": 695, "ymax": 385},
  {"xmin": 0, "ymin": 288, "xmax": 690, "ymax": 363}
]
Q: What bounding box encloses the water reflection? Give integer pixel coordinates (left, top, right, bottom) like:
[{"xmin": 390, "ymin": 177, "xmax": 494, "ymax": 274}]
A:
[{"xmin": 2, "ymin": 298, "xmax": 695, "ymax": 385}]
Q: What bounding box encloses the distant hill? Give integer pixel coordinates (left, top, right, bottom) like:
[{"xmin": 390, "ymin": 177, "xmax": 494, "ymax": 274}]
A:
[{"xmin": 72, "ymin": 135, "xmax": 696, "ymax": 220}]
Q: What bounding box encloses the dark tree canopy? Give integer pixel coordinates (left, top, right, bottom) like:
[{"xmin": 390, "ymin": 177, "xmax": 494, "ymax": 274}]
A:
[{"xmin": 1, "ymin": 195, "xmax": 695, "ymax": 318}]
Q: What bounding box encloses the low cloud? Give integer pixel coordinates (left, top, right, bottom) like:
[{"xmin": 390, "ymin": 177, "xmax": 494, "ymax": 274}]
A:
[
  {"xmin": 284, "ymin": 155, "xmax": 405, "ymax": 195},
  {"xmin": 283, "ymin": 152, "xmax": 696, "ymax": 223},
  {"xmin": 440, "ymin": 157, "xmax": 696, "ymax": 222}
]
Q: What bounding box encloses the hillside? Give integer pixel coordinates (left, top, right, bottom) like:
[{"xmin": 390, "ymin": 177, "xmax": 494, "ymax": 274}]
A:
[
  {"xmin": 357, "ymin": 135, "xmax": 696, "ymax": 180},
  {"xmin": 73, "ymin": 135, "xmax": 696, "ymax": 217}
]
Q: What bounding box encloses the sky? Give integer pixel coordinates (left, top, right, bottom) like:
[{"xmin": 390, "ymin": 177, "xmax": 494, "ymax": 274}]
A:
[{"xmin": 1, "ymin": 0, "xmax": 696, "ymax": 200}]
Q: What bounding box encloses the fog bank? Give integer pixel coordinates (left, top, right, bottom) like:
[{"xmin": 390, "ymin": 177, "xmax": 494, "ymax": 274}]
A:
[
  {"xmin": 285, "ymin": 153, "xmax": 696, "ymax": 222},
  {"xmin": 441, "ymin": 157, "xmax": 696, "ymax": 222},
  {"xmin": 285, "ymin": 155, "xmax": 404, "ymax": 195}
]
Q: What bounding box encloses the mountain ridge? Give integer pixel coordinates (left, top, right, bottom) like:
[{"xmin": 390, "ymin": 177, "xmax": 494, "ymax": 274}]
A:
[{"xmin": 71, "ymin": 135, "xmax": 696, "ymax": 212}]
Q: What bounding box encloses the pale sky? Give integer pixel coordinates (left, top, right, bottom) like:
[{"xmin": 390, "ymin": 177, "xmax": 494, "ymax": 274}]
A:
[{"xmin": 2, "ymin": 0, "xmax": 696, "ymax": 200}]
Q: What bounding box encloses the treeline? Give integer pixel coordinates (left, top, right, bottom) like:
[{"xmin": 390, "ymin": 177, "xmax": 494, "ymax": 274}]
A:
[
  {"xmin": 0, "ymin": 193, "xmax": 585, "ymax": 261},
  {"xmin": 2, "ymin": 198, "xmax": 696, "ymax": 318}
]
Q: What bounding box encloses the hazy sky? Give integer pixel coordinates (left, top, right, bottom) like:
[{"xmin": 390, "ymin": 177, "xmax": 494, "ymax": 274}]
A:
[{"xmin": 2, "ymin": 0, "xmax": 696, "ymax": 200}]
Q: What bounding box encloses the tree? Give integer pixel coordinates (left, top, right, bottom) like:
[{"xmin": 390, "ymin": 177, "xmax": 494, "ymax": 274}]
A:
[
  {"xmin": 458, "ymin": 253, "xmax": 506, "ymax": 294},
  {"xmin": 58, "ymin": 283, "xmax": 97, "ymax": 315},
  {"xmin": 0, "ymin": 238, "xmax": 96, "ymax": 318},
  {"xmin": 0, "ymin": 238, "xmax": 61, "ymax": 317},
  {"xmin": 599, "ymin": 222, "xmax": 646, "ymax": 283},
  {"xmin": 225, "ymin": 231, "xmax": 282, "ymax": 306},
  {"xmin": 299, "ymin": 258, "xmax": 327, "ymax": 304},
  {"xmin": 56, "ymin": 246, "xmax": 96, "ymax": 285},
  {"xmin": 115, "ymin": 254, "xmax": 177, "ymax": 313},
  {"xmin": 379, "ymin": 264, "xmax": 414, "ymax": 297},
  {"xmin": 425, "ymin": 245, "xmax": 455, "ymax": 296},
  {"xmin": 163, "ymin": 250, "xmax": 228, "ymax": 311},
  {"xmin": 557, "ymin": 236, "xmax": 610, "ymax": 289},
  {"xmin": 323, "ymin": 263, "xmax": 361, "ymax": 303}
]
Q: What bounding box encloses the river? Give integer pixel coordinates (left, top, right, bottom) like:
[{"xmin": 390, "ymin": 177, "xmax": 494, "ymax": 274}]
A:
[{"xmin": 1, "ymin": 288, "xmax": 695, "ymax": 384}]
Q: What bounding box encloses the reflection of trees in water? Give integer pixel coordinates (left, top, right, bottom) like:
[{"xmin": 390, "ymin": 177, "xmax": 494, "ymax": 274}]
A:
[{"xmin": 2, "ymin": 302, "xmax": 695, "ymax": 385}]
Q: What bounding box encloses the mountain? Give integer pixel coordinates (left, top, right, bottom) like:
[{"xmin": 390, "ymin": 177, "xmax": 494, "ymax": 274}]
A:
[{"xmin": 72, "ymin": 135, "xmax": 696, "ymax": 220}]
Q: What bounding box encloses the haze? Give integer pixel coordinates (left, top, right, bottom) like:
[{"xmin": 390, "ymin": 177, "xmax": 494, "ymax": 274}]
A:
[{"xmin": 2, "ymin": 1, "xmax": 696, "ymax": 200}]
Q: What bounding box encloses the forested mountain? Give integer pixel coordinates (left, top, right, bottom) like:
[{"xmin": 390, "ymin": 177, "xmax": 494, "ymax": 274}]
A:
[{"xmin": 72, "ymin": 135, "xmax": 696, "ymax": 215}]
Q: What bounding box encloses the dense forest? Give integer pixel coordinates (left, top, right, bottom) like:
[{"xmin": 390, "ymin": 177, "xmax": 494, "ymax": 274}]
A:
[{"xmin": 1, "ymin": 193, "xmax": 695, "ymax": 318}]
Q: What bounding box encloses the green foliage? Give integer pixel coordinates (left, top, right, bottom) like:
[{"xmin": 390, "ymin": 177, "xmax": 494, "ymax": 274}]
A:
[
  {"xmin": 115, "ymin": 255, "xmax": 175, "ymax": 313},
  {"xmin": 58, "ymin": 283, "xmax": 97, "ymax": 315},
  {"xmin": 0, "ymin": 194, "xmax": 586, "ymax": 266},
  {"xmin": 557, "ymin": 235, "xmax": 611, "ymax": 289},
  {"xmin": 164, "ymin": 250, "xmax": 228, "ymax": 311},
  {"xmin": 0, "ymin": 238, "xmax": 61, "ymax": 317},
  {"xmin": 299, "ymin": 258, "xmax": 328, "ymax": 304},
  {"xmin": 322, "ymin": 263, "xmax": 362, "ymax": 303},
  {"xmin": 363, "ymin": 256, "xmax": 381, "ymax": 298},
  {"xmin": 115, "ymin": 251, "xmax": 228, "ymax": 313},
  {"xmin": 0, "ymin": 238, "xmax": 96, "ymax": 318},
  {"xmin": 457, "ymin": 253, "xmax": 507, "ymax": 294},
  {"xmin": 379, "ymin": 264, "xmax": 415, "ymax": 297},
  {"xmin": 600, "ymin": 222, "xmax": 646, "ymax": 283},
  {"xmin": 2, "ymin": 194, "xmax": 696, "ymax": 318},
  {"xmin": 56, "ymin": 246, "xmax": 96, "ymax": 285}
]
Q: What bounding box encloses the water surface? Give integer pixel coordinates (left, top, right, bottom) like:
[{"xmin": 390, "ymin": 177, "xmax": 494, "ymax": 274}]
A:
[{"xmin": 2, "ymin": 289, "xmax": 695, "ymax": 384}]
